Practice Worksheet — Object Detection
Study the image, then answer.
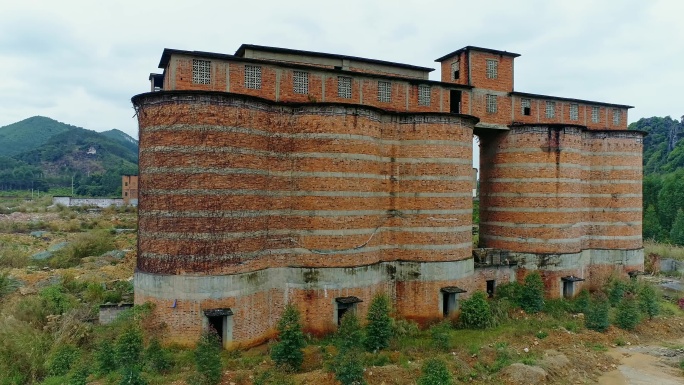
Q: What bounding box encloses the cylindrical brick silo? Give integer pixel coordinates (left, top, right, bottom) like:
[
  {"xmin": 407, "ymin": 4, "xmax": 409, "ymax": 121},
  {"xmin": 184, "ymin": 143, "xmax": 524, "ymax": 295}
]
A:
[{"xmin": 132, "ymin": 91, "xmax": 477, "ymax": 346}]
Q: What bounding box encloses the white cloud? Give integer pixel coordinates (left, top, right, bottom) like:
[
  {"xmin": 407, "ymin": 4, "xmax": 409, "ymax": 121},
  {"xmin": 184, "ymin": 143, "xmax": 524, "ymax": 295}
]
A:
[{"xmin": 0, "ymin": 0, "xmax": 681, "ymax": 139}]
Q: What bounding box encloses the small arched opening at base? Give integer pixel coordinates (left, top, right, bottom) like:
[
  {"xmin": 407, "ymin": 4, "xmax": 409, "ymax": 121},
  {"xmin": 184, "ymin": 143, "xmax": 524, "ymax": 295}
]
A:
[{"xmin": 335, "ymin": 296, "xmax": 362, "ymax": 325}]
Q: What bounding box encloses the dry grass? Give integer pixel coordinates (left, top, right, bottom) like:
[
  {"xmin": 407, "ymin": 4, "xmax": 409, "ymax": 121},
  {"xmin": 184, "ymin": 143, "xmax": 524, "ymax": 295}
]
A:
[{"xmin": 644, "ymin": 241, "xmax": 684, "ymax": 261}]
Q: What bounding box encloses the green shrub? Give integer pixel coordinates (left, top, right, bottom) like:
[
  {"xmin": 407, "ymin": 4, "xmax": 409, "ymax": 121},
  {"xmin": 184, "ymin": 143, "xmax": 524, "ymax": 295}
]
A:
[
  {"xmin": 417, "ymin": 358, "xmax": 453, "ymax": 385},
  {"xmin": 495, "ymin": 282, "xmax": 523, "ymax": 306},
  {"xmin": 459, "ymin": 291, "xmax": 492, "ymax": 329},
  {"xmin": 192, "ymin": 330, "xmax": 222, "ymax": 385},
  {"xmin": 364, "ymin": 294, "xmax": 392, "ymax": 352},
  {"xmin": 145, "ymin": 337, "xmax": 172, "ymax": 373},
  {"xmin": 0, "ymin": 270, "xmax": 20, "ymax": 299},
  {"xmin": 392, "ymin": 318, "xmax": 420, "ymax": 338},
  {"xmin": 585, "ymin": 296, "xmax": 610, "ymax": 332},
  {"xmin": 49, "ymin": 230, "xmax": 115, "ymax": 268},
  {"xmin": 336, "ymin": 312, "xmax": 363, "ymax": 353},
  {"xmin": 46, "ymin": 344, "xmax": 79, "ymax": 376},
  {"xmin": 116, "ymin": 327, "xmax": 143, "ymax": 368},
  {"xmin": 95, "ymin": 340, "xmax": 117, "ymax": 374},
  {"xmin": 271, "ymin": 304, "xmax": 306, "ymax": 372},
  {"xmin": 430, "ymin": 321, "xmax": 451, "ymax": 351},
  {"xmin": 119, "ymin": 367, "xmax": 148, "ymax": 385},
  {"xmin": 66, "ymin": 364, "xmax": 89, "ymax": 385},
  {"xmin": 608, "ymin": 279, "xmax": 628, "ymax": 306},
  {"xmin": 334, "ymin": 350, "xmax": 366, "ymax": 385},
  {"xmin": 521, "ymin": 272, "xmax": 545, "ymax": 314},
  {"xmin": 615, "ymin": 295, "xmax": 641, "ymax": 330},
  {"xmin": 40, "ymin": 285, "xmax": 73, "ymax": 315},
  {"xmin": 489, "ymin": 298, "xmax": 512, "ymax": 326},
  {"xmin": 639, "ymin": 284, "xmax": 660, "ymax": 319},
  {"xmin": 572, "ymin": 289, "xmax": 591, "ymax": 313}
]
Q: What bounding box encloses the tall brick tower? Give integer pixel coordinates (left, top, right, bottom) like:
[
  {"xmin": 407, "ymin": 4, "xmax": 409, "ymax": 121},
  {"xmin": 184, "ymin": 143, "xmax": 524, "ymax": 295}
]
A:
[{"xmin": 133, "ymin": 44, "xmax": 643, "ymax": 347}]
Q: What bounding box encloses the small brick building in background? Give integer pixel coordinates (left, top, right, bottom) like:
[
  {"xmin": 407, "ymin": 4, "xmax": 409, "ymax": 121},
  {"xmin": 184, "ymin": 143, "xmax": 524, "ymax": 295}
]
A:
[
  {"xmin": 122, "ymin": 175, "xmax": 138, "ymax": 205},
  {"xmin": 132, "ymin": 44, "xmax": 643, "ymax": 348}
]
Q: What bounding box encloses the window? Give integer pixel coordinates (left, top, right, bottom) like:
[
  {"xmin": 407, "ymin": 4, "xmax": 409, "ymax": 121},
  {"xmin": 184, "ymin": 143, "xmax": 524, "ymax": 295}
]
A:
[
  {"xmin": 545, "ymin": 101, "xmax": 556, "ymax": 119},
  {"xmin": 486, "ymin": 59, "xmax": 498, "ymax": 79},
  {"xmin": 338, "ymin": 76, "xmax": 352, "ymax": 98},
  {"xmin": 521, "ymin": 98, "xmax": 531, "ymax": 116},
  {"xmin": 244, "ymin": 65, "xmax": 261, "ymax": 89},
  {"xmin": 192, "ymin": 59, "xmax": 211, "ymax": 85},
  {"xmin": 377, "ymin": 81, "xmax": 391, "ymax": 102},
  {"xmin": 451, "ymin": 60, "xmax": 460, "ymax": 80},
  {"xmin": 591, "ymin": 106, "xmax": 600, "ymax": 123},
  {"xmin": 486, "ymin": 94, "xmax": 497, "ymax": 113},
  {"xmin": 293, "ymin": 71, "xmax": 308, "ymax": 94},
  {"xmin": 613, "ymin": 109, "xmax": 621, "ymax": 125},
  {"xmin": 570, "ymin": 103, "xmax": 579, "ymax": 121},
  {"xmin": 418, "ymin": 85, "xmax": 431, "ymax": 106}
]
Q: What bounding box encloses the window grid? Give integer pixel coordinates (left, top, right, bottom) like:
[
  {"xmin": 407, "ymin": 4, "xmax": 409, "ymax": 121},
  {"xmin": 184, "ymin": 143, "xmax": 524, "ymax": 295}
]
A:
[
  {"xmin": 569, "ymin": 104, "xmax": 579, "ymax": 121},
  {"xmin": 377, "ymin": 81, "xmax": 391, "ymax": 103},
  {"xmin": 244, "ymin": 65, "xmax": 262, "ymax": 89},
  {"xmin": 591, "ymin": 107, "xmax": 600, "ymax": 123},
  {"xmin": 486, "ymin": 94, "xmax": 497, "ymax": 113},
  {"xmin": 293, "ymin": 71, "xmax": 308, "ymax": 94},
  {"xmin": 418, "ymin": 85, "xmax": 431, "ymax": 106},
  {"xmin": 521, "ymin": 98, "xmax": 531, "ymax": 115},
  {"xmin": 192, "ymin": 59, "xmax": 211, "ymax": 85},
  {"xmin": 338, "ymin": 76, "xmax": 352, "ymax": 98},
  {"xmin": 486, "ymin": 60, "xmax": 498, "ymax": 79},
  {"xmin": 451, "ymin": 61, "xmax": 460, "ymax": 80},
  {"xmin": 546, "ymin": 101, "xmax": 556, "ymax": 119},
  {"xmin": 613, "ymin": 109, "xmax": 621, "ymax": 125}
]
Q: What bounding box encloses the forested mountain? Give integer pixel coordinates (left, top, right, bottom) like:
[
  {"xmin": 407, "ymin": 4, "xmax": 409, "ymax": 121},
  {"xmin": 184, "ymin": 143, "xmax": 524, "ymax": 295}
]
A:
[
  {"xmin": 0, "ymin": 116, "xmax": 73, "ymax": 157},
  {"xmin": 0, "ymin": 117, "xmax": 138, "ymax": 196},
  {"xmin": 631, "ymin": 116, "xmax": 684, "ymax": 244}
]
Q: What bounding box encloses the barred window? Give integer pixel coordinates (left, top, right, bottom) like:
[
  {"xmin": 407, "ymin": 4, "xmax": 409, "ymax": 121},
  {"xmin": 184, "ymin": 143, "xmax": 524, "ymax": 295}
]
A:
[
  {"xmin": 451, "ymin": 60, "xmax": 460, "ymax": 80},
  {"xmin": 521, "ymin": 98, "xmax": 531, "ymax": 116},
  {"xmin": 418, "ymin": 85, "xmax": 431, "ymax": 106},
  {"xmin": 293, "ymin": 71, "xmax": 308, "ymax": 94},
  {"xmin": 486, "ymin": 59, "xmax": 498, "ymax": 79},
  {"xmin": 613, "ymin": 108, "xmax": 621, "ymax": 125},
  {"xmin": 545, "ymin": 101, "xmax": 556, "ymax": 118},
  {"xmin": 570, "ymin": 103, "xmax": 579, "ymax": 121},
  {"xmin": 245, "ymin": 65, "xmax": 262, "ymax": 89},
  {"xmin": 377, "ymin": 81, "xmax": 391, "ymax": 102},
  {"xmin": 338, "ymin": 76, "xmax": 352, "ymax": 98},
  {"xmin": 486, "ymin": 94, "xmax": 497, "ymax": 113},
  {"xmin": 192, "ymin": 59, "xmax": 211, "ymax": 85},
  {"xmin": 591, "ymin": 106, "xmax": 600, "ymax": 123}
]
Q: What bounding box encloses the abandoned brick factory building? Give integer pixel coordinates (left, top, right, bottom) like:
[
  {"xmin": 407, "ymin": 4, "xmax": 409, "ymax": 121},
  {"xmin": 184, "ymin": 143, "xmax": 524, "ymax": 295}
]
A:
[{"xmin": 132, "ymin": 44, "xmax": 643, "ymax": 347}]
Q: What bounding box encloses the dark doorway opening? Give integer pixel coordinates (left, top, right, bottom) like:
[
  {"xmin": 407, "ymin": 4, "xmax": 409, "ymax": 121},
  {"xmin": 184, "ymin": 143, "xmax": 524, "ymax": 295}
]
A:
[
  {"xmin": 207, "ymin": 316, "xmax": 224, "ymax": 344},
  {"xmin": 440, "ymin": 286, "xmax": 466, "ymax": 317},
  {"xmin": 561, "ymin": 276, "xmax": 584, "ymax": 299},
  {"xmin": 450, "ymin": 90, "xmax": 462, "ymax": 114},
  {"xmin": 486, "ymin": 280, "xmax": 496, "ymax": 298},
  {"xmin": 335, "ymin": 296, "xmax": 362, "ymax": 325}
]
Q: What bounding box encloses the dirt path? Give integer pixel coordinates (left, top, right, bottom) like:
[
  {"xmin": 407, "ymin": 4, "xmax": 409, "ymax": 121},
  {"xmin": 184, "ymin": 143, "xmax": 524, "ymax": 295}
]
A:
[{"xmin": 598, "ymin": 342, "xmax": 684, "ymax": 385}]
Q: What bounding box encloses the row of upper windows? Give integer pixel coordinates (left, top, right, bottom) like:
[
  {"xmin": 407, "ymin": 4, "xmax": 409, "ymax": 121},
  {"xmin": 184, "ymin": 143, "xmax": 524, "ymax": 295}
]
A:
[
  {"xmin": 519, "ymin": 98, "xmax": 622, "ymax": 125},
  {"xmin": 191, "ymin": 59, "xmax": 434, "ymax": 105}
]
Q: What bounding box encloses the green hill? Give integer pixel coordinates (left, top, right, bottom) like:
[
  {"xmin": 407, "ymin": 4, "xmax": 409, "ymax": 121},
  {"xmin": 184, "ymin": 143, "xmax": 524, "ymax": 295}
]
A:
[
  {"xmin": 0, "ymin": 117, "xmax": 138, "ymax": 196},
  {"xmin": 630, "ymin": 115, "xmax": 684, "ymax": 243},
  {"xmin": 0, "ymin": 116, "xmax": 73, "ymax": 157}
]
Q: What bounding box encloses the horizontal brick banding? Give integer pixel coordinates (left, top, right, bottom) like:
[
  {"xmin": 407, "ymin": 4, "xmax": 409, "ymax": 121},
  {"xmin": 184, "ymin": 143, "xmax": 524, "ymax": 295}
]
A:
[
  {"xmin": 479, "ymin": 125, "xmax": 643, "ymax": 253},
  {"xmin": 135, "ymin": 92, "xmax": 475, "ymax": 276}
]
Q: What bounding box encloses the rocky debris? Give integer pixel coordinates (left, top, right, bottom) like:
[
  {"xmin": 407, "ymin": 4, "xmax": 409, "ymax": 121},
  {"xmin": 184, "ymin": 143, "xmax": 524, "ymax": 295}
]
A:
[
  {"xmin": 500, "ymin": 363, "xmax": 548, "ymax": 384},
  {"xmin": 48, "ymin": 242, "xmax": 68, "ymax": 252},
  {"xmin": 29, "ymin": 230, "xmax": 49, "ymax": 238},
  {"xmin": 539, "ymin": 350, "xmax": 571, "ymax": 378},
  {"xmin": 30, "ymin": 251, "xmax": 53, "ymax": 260},
  {"xmin": 100, "ymin": 250, "xmax": 126, "ymax": 259}
]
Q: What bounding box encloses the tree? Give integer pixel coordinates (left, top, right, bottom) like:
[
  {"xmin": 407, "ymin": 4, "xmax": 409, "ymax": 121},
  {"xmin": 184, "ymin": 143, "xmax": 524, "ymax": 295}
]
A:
[
  {"xmin": 459, "ymin": 291, "xmax": 492, "ymax": 329},
  {"xmin": 192, "ymin": 330, "xmax": 222, "ymax": 385},
  {"xmin": 417, "ymin": 358, "xmax": 453, "ymax": 385},
  {"xmin": 364, "ymin": 294, "xmax": 392, "ymax": 352},
  {"xmin": 521, "ymin": 272, "xmax": 545, "ymax": 314},
  {"xmin": 336, "ymin": 312, "xmax": 363, "ymax": 353},
  {"xmin": 670, "ymin": 209, "xmax": 684, "ymax": 246},
  {"xmin": 643, "ymin": 205, "xmax": 665, "ymax": 241},
  {"xmin": 116, "ymin": 327, "xmax": 143, "ymax": 369},
  {"xmin": 639, "ymin": 284, "xmax": 660, "ymax": 320},
  {"xmin": 585, "ymin": 296, "xmax": 610, "ymax": 332},
  {"xmin": 271, "ymin": 304, "xmax": 306, "ymax": 372},
  {"xmin": 615, "ymin": 295, "xmax": 641, "ymax": 330}
]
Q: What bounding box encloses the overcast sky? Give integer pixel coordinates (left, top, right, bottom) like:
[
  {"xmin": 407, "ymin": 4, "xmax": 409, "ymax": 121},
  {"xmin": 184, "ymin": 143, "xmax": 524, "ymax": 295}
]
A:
[{"xmin": 0, "ymin": 0, "xmax": 682, "ymax": 139}]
